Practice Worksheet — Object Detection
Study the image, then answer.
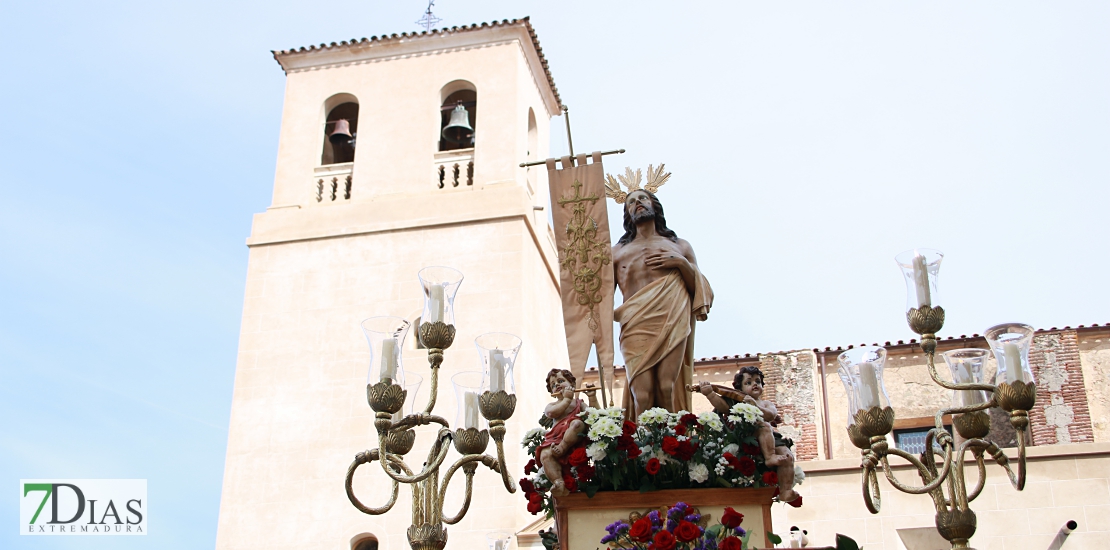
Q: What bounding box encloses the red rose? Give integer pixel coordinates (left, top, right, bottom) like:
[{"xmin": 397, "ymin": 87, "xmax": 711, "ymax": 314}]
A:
[
  {"xmin": 762, "ymin": 471, "xmax": 778, "ymax": 485},
  {"xmin": 741, "ymin": 443, "xmax": 761, "ymax": 456},
  {"xmin": 617, "ymin": 435, "xmax": 637, "ymax": 451},
  {"xmin": 568, "ymin": 446, "xmax": 589, "ymax": 467},
  {"xmin": 628, "ymin": 517, "xmax": 654, "ymax": 542},
  {"xmin": 519, "ymin": 478, "xmax": 535, "ymax": 495},
  {"xmin": 576, "ymin": 464, "xmax": 595, "ymax": 481},
  {"xmin": 524, "ymin": 459, "xmax": 537, "ymax": 474},
  {"xmin": 645, "ymin": 457, "xmax": 661, "ymax": 475},
  {"xmin": 661, "ymin": 436, "xmax": 679, "ymax": 456},
  {"xmin": 676, "ymin": 440, "xmax": 697, "ymax": 461},
  {"xmin": 737, "ymin": 456, "xmax": 756, "ymax": 476},
  {"xmin": 527, "ymin": 495, "xmax": 543, "ymax": 515},
  {"xmin": 721, "ymin": 507, "xmax": 744, "ymax": 529},
  {"xmin": 651, "ymin": 529, "xmax": 677, "ymax": 550},
  {"xmin": 674, "ymin": 424, "xmax": 688, "ymax": 436},
  {"xmin": 681, "ymin": 413, "xmax": 698, "ymax": 425},
  {"xmin": 673, "ymin": 520, "xmax": 701, "ymax": 542},
  {"xmin": 563, "ymin": 474, "xmax": 578, "ymax": 493},
  {"xmin": 623, "ymin": 420, "xmax": 637, "ymax": 436},
  {"xmin": 529, "ymin": 492, "xmax": 542, "ymax": 504},
  {"xmin": 719, "ymin": 535, "xmax": 742, "ymax": 550}
]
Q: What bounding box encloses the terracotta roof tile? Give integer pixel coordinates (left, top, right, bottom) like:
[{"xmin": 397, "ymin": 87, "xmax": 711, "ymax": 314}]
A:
[{"xmin": 272, "ymin": 17, "xmax": 562, "ymax": 109}]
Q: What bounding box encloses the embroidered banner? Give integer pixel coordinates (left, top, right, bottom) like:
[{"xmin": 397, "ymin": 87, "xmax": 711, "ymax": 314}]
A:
[{"xmin": 546, "ymin": 153, "xmax": 615, "ymax": 394}]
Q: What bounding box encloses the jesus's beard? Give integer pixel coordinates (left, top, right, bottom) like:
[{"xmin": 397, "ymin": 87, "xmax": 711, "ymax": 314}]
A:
[{"xmin": 630, "ymin": 209, "xmax": 655, "ymax": 224}]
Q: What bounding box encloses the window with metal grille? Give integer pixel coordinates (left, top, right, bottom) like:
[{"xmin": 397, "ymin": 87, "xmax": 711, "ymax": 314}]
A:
[{"xmin": 893, "ymin": 425, "xmax": 952, "ymax": 455}]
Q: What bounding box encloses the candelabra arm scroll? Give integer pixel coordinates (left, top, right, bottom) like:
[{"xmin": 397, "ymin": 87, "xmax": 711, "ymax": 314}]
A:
[
  {"xmin": 925, "ymin": 350, "xmax": 996, "ymax": 393},
  {"xmin": 489, "ymin": 420, "xmax": 518, "ymax": 493},
  {"xmin": 378, "ymin": 427, "xmax": 453, "ymax": 484},
  {"xmin": 438, "ymin": 454, "xmax": 491, "ymax": 525},
  {"xmin": 346, "ymin": 449, "xmax": 411, "ymax": 515},
  {"xmin": 862, "ymin": 462, "xmax": 882, "ymax": 513},
  {"xmin": 880, "ymin": 445, "xmax": 953, "ymax": 495}
]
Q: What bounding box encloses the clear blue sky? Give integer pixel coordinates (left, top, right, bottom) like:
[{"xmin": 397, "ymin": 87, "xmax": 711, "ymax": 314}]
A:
[{"xmin": 1, "ymin": 2, "xmax": 1107, "ymax": 549}]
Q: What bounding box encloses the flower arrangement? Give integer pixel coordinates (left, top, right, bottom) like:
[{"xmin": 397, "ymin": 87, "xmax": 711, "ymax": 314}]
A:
[
  {"xmin": 601, "ymin": 502, "xmax": 753, "ymax": 550},
  {"xmin": 520, "ymin": 405, "xmax": 801, "ymax": 517}
]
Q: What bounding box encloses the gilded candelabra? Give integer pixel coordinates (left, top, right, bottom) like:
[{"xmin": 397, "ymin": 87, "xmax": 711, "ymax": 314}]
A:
[
  {"xmin": 841, "ymin": 250, "xmax": 1037, "ymax": 550},
  {"xmin": 344, "ymin": 267, "xmax": 518, "ymax": 550}
]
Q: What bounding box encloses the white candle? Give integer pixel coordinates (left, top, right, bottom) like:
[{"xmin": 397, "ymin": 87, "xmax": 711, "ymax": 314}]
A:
[
  {"xmin": 489, "ymin": 350, "xmax": 506, "ymax": 393},
  {"xmin": 464, "ymin": 391, "xmax": 480, "ymax": 429},
  {"xmin": 858, "ymin": 361, "xmax": 881, "ymax": 409},
  {"xmin": 912, "ymin": 251, "xmax": 932, "ymax": 309},
  {"xmin": 1003, "ymin": 342, "xmax": 1024, "ymax": 384},
  {"xmin": 428, "ymin": 284, "xmax": 445, "ymax": 323},
  {"xmin": 379, "ymin": 339, "xmax": 397, "ymax": 382}
]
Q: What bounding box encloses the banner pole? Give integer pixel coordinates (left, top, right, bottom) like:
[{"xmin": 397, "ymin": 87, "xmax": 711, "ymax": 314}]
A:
[
  {"xmin": 519, "ymin": 148, "xmax": 625, "ymax": 168},
  {"xmin": 563, "ymin": 106, "xmax": 574, "ymax": 157}
]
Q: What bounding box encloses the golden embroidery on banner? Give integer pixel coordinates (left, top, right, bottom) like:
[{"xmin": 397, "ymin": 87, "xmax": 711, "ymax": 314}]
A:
[{"xmin": 558, "ymin": 179, "xmax": 611, "ymax": 331}]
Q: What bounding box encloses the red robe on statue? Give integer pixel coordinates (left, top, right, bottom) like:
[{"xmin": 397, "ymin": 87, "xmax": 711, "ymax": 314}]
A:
[{"xmin": 535, "ymin": 399, "xmax": 584, "ymax": 464}]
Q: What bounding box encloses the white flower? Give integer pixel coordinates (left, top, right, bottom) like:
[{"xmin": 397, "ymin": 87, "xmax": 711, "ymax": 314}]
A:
[
  {"xmin": 604, "ymin": 406, "xmax": 625, "ymax": 418},
  {"xmin": 587, "ymin": 441, "xmax": 608, "ymax": 461},
  {"xmin": 638, "ymin": 445, "xmax": 653, "ymax": 458},
  {"xmin": 722, "ymin": 443, "xmax": 739, "ymax": 456},
  {"xmin": 794, "ymin": 465, "xmax": 806, "ymax": 485},
  {"xmin": 729, "ymin": 403, "xmax": 763, "ymax": 425},
  {"xmin": 688, "ymin": 463, "xmax": 709, "ymax": 483},
  {"xmin": 676, "ymin": 435, "xmax": 688, "ymax": 442},
  {"xmin": 522, "ymin": 427, "xmax": 545, "ymax": 446},
  {"xmin": 697, "ymin": 411, "xmax": 724, "ymax": 431},
  {"xmin": 581, "ymin": 407, "xmax": 602, "ymax": 424},
  {"xmin": 668, "ymin": 410, "xmax": 690, "ymax": 427},
  {"xmin": 587, "ymin": 417, "xmax": 622, "ymax": 440},
  {"xmin": 638, "ymin": 407, "xmax": 670, "ymax": 426}
]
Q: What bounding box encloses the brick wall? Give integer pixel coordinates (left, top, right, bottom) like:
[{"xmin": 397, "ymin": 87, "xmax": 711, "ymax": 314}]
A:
[
  {"xmin": 1028, "ymin": 329, "xmax": 1095, "ymax": 445},
  {"xmin": 759, "ymin": 351, "xmax": 820, "ymax": 461}
]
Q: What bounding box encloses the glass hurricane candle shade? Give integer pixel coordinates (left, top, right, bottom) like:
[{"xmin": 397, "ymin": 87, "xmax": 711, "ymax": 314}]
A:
[
  {"xmin": 941, "ymin": 349, "xmax": 990, "ymax": 407},
  {"xmin": 475, "ymin": 332, "xmax": 521, "ymax": 395},
  {"xmin": 838, "ymin": 366, "xmax": 862, "ymax": 425},
  {"xmin": 486, "ymin": 532, "xmax": 512, "ymax": 550},
  {"xmin": 838, "ymin": 346, "xmax": 892, "ymax": 412},
  {"xmin": 984, "ymin": 323, "xmax": 1036, "ymax": 385},
  {"xmin": 392, "ymin": 372, "xmax": 423, "ymax": 421},
  {"xmin": 451, "ymin": 371, "xmax": 487, "ymax": 431},
  {"xmin": 361, "ymin": 316, "xmax": 412, "ymax": 387},
  {"xmin": 895, "ymin": 249, "xmax": 943, "ymax": 311},
  {"xmin": 418, "ymin": 267, "xmax": 463, "ymax": 326}
]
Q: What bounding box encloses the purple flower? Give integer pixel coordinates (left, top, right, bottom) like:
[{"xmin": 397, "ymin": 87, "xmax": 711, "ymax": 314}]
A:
[
  {"xmin": 604, "ymin": 520, "xmax": 628, "ymax": 535},
  {"xmin": 666, "ymin": 519, "xmax": 677, "ymax": 531},
  {"xmin": 648, "ymin": 510, "xmax": 662, "ymax": 526},
  {"xmin": 685, "ymin": 513, "xmax": 701, "ymax": 524}
]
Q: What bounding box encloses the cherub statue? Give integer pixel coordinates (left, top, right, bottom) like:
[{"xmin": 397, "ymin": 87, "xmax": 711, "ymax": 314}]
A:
[
  {"xmin": 536, "ymin": 368, "xmax": 587, "ymax": 497},
  {"xmin": 698, "ymin": 366, "xmax": 801, "ymax": 505}
]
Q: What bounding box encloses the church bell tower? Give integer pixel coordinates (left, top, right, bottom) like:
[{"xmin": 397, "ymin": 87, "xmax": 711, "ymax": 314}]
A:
[{"xmin": 217, "ymin": 18, "xmax": 568, "ymax": 550}]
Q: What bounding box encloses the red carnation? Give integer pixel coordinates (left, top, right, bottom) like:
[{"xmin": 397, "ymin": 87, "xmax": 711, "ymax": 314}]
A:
[
  {"xmin": 563, "ymin": 474, "xmax": 578, "ymax": 493},
  {"xmin": 568, "ymin": 446, "xmax": 589, "ymax": 467},
  {"xmin": 651, "ymin": 529, "xmax": 677, "ymax": 550},
  {"xmin": 676, "ymin": 440, "xmax": 697, "ymax": 461},
  {"xmin": 737, "ymin": 456, "xmax": 756, "ymax": 476},
  {"xmin": 645, "ymin": 457, "xmax": 661, "ymax": 475},
  {"xmin": 719, "ymin": 535, "xmax": 742, "ymax": 550},
  {"xmin": 723, "ymin": 452, "xmax": 742, "ymax": 470},
  {"xmin": 629, "ymin": 517, "xmax": 654, "ymax": 542},
  {"xmin": 519, "ymin": 478, "xmax": 535, "ymax": 495},
  {"xmin": 762, "ymin": 471, "xmax": 778, "ymax": 485},
  {"xmin": 524, "ymin": 458, "xmax": 537, "ymax": 475},
  {"xmin": 661, "ymin": 436, "xmax": 679, "ymax": 456},
  {"xmin": 576, "ymin": 464, "xmax": 595, "ymax": 481},
  {"xmin": 721, "ymin": 507, "xmax": 744, "ymax": 529},
  {"xmin": 741, "ymin": 444, "xmax": 761, "ymax": 456},
  {"xmin": 527, "ymin": 493, "xmax": 543, "ymax": 514},
  {"xmin": 623, "ymin": 420, "xmax": 637, "ymax": 436},
  {"xmin": 681, "ymin": 413, "xmax": 698, "ymax": 425},
  {"xmin": 673, "ymin": 520, "xmax": 701, "ymax": 543}
]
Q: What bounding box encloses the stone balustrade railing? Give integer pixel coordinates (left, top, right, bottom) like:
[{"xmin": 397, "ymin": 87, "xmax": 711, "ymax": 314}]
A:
[
  {"xmin": 313, "ymin": 163, "xmax": 353, "ymax": 203},
  {"xmin": 434, "ymin": 149, "xmax": 474, "ymax": 188}
]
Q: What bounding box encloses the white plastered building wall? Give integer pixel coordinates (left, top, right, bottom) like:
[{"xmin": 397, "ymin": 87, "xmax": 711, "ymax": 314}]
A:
[{"xmin": 216, "ymin": 19, "xmax": 570, "ymax": 550}]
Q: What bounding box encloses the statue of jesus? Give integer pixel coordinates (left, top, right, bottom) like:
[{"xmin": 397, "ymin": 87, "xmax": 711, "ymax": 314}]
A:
[{"xmin": 607, "ymin": 166, "xmax": 713, "ymax": 419}]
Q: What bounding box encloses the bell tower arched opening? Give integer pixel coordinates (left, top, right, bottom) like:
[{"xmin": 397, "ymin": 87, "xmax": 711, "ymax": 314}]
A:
[
  {"xmin": 438, "ymin": 80, "xmax": 476, "ymax": 152},
  {"xmin": 322, "ymin": 94, "xmax": 359, "ymax": 165}
]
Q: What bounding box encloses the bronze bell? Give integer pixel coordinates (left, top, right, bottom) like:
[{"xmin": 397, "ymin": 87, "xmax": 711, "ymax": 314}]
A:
[
  {"xmin": 329, "ymin": 119, "xmax": 353, "ymax": 144},
  {"xmin": 441, "ymin": 104, "xmax": 473, "ymax": 144}
]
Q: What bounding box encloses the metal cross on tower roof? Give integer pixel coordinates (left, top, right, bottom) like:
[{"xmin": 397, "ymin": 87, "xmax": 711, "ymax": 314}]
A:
[{"xmin": 416, "ymin": 1, "xmax": 442, "ymax": 32}]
